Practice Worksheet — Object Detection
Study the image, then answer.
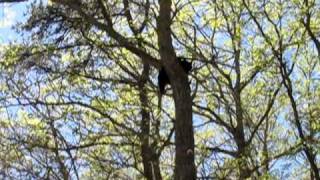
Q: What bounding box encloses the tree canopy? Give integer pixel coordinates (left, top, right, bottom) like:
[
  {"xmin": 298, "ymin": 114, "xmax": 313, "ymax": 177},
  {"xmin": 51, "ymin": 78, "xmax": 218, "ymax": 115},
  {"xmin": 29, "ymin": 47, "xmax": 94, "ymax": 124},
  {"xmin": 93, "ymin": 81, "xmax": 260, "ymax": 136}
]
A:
[{"xmin": 0, "ymin": 0, "xmax": 320, "ymax": 179}]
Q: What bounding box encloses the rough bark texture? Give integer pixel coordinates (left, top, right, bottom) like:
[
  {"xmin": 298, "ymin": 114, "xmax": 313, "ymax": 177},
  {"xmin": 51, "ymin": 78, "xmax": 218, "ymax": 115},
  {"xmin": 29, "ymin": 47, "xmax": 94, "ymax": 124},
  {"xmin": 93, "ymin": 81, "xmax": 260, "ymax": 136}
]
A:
[
  {"xmin": 156, "ymin": 0, "xmax": 196, "ymax": 179},
  {"xmin": 139, "ymin": 64, "xmax": 162, "ymax": 180},
  {"xmin": 171, "ymin": 79, "xmax": 196, "ymax": 180}
]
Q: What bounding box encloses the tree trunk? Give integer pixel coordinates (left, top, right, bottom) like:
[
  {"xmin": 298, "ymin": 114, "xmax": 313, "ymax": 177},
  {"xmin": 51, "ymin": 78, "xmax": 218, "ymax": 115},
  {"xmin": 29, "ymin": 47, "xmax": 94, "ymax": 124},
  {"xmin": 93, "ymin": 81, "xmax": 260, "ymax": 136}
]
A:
[
  {"xmin": 139, "ymin": 64, "xmax": 162, "ymax": 180},
  {"xmin": 172, "ymin": 78, "xmax": 196, "ymax": 180},
  {"xmin": 156, "ymin": 0, "xmax": 196, "ymax": 179},
  {"xmin": 233, "ymin": 49, "xmax": 251, "ymax": 179},
  {"xmin": 234, "ymin": 129, "xmax": 250, "ymax": 179}
]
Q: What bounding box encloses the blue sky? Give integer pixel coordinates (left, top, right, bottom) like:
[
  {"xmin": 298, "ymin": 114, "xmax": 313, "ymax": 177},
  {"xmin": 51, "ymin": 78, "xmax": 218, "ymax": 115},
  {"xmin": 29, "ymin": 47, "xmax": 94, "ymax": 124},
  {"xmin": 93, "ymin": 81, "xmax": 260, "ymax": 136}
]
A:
[
  {"xmin": 0, "ymin": 1, "xmax": 313, "ymax": 178},
  {"xmin": 0, "ymin": 2, "xmax": 28, "ymax": 43}
]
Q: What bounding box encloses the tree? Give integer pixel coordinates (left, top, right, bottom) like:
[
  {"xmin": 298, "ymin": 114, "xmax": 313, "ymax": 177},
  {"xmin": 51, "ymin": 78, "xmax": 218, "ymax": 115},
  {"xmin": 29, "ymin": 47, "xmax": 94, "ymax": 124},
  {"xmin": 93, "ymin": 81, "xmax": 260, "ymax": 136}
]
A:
[{"xmin": 1, "ymin": 0, "xmax": 320, "ymax": 179}]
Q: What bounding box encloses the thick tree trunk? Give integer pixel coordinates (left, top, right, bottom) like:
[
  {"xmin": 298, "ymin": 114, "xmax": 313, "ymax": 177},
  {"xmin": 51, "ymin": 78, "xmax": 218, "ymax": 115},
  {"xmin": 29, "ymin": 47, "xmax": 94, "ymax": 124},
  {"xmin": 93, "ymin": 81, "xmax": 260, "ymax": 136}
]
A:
[
  {"xmin": 139, "ymin": 64, "xmax": 162, "ymax": 180},
  {"xmin": 172, "ymin": 78, "xmax": 196, "ymax": 180},
  {"xmin": 156, "ymin": 0, "xmax": 196, "ymax": 179},
  {"xmin": 237, "ymin": 145, "xmax": 250, "ymax": 179},
  {"xmin": 234, "ymin": 120, "xmax": 250, "ymax": 179}
]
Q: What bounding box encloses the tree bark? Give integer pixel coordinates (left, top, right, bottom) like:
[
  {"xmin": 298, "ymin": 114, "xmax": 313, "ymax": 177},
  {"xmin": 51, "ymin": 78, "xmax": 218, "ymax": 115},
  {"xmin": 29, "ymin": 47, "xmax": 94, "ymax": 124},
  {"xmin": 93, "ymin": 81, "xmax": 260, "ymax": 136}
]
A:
[
  {"xmin": 234, "ymin": 48, "xmax": 250, "ymax": 179},
  {"xmin": 156, "ymin": 0, "xmax": 196, "ymax": 179},
  {"xmin": 171, "ymin": 79, "xmax": 196, "ymax": 180}
]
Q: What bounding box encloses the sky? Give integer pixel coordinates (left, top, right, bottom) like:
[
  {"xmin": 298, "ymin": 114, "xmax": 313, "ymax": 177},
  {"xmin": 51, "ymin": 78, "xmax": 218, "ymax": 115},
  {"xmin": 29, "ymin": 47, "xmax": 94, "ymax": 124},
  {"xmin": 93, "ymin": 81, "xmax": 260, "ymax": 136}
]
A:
[
  {"xmin": 0, "ymin": 1, "xmax": 311, "ymax": 178},
  {"xmin": 0, "ymin": 1, "xmax": 28, "ymax": 43}
]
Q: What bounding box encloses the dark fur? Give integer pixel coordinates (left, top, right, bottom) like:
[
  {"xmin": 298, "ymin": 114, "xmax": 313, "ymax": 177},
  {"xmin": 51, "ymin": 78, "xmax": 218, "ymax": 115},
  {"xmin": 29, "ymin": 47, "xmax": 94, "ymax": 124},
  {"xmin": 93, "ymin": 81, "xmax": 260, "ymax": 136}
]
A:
[{"xmin": 158, "ymin": 57, "xmax": 192, "ymax": 94}]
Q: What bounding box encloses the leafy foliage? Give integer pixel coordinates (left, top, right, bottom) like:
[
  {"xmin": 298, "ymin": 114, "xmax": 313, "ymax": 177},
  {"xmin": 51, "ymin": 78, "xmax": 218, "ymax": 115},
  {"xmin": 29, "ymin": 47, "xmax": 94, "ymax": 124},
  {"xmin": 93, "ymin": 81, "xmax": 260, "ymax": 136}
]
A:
[{"xmin": 0, "ymin": 0, "xmax": 320, "ymax": 179}]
